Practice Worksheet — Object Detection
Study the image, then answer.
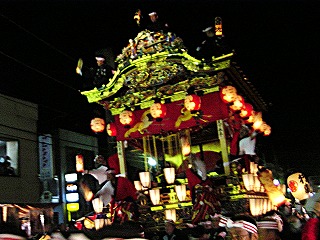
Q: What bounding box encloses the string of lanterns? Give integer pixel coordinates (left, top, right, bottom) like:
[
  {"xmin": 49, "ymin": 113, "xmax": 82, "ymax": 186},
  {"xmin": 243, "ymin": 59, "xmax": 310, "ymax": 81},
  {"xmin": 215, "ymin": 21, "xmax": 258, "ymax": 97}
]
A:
[
  {"xmin": 90, "ymin": 85, "xmax": 270, "ymax": 137},
  {"xmin": 220, "ymin": 85, "xmax": 271, "ymax": 136}
]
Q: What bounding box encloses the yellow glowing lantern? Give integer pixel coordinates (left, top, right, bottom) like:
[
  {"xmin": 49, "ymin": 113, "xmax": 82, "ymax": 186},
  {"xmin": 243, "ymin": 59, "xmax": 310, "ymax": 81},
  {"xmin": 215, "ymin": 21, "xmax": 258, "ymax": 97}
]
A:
[
  {"xmin": 220, "ymin": 86, "xmax": 237, "ymax": 103},
  {"xmin": 119, "ymin": 110, "xmax": 135, "ymax": 128},
  {"xmin": 90, "ymin": 118, "xmax": 105, "ymax": 133},
  {"xmin": 184, "ymin": 94, "xmax": 201, "ymax": 112},
  {"xmin": 230, "ymin": 95, "xmax": 245, "ymax": 111},
  {"xmin": 76, "ymin": 154, "xmax": 84, "ymax": 173},
  {"xmin": 263, "ymin": 125, "xmax": 271, "ymax": 136},
  {"xmin": 106, "ymin": 122, "xmax": 117, "ymax": 136},
  {"xmin": 180, "ymin": 135, "xmax": 191, "ymax": 156},
  {"xmin": 215, "ymin": 17, "xmax": 223, "ymax": 36},
  {"xmin": 252, "ymin": 112, "xmax": 263, "ymax": 130},
  {"xmin": 287, "ymin": 172, "xmax": 311, "ymax": 201}
]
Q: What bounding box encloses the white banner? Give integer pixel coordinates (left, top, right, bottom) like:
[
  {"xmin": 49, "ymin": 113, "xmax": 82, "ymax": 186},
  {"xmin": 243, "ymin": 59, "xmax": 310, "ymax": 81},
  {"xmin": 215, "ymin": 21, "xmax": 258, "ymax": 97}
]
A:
[{"xmin": 38, "ymin": 134, "xmax": 53, "ymax": 181}]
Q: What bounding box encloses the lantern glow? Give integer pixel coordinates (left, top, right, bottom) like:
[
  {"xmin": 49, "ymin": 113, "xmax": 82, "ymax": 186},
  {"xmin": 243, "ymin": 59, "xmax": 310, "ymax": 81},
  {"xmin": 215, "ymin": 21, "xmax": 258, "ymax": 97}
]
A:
[
  {"xmin": 220, "ymin": 86, "xmax": 237, "ymax": 103},
  {"xmin": 76, "ymin": 154, "xmax": 84, "ymax": 173},
  {"xmin": 149, "ymin": 188, "xmax": 161, "ymax": 205},
  {"xmin": 90, "ymin": 118, "xmax": 105, "ymax": 133},
  {"xmin": 163, "ymin": 167, "xmax": 175, "ymax": 184},
  {"xmin": 139, "ymin": 171, "xmax": 151, "ymax": 188},
  {"xmin": 240, "ymin": 103, "xmax": 253, "ymax": 118},
  {"xmin": 119, "ymin": 110, "xmax": 134, "ymax": 127},
  {"xmin": 230, "ymin": 95, "xmax": 244, "ymax": 111},
  {"xmin": 184, "ymin": 94, "xmax": 201, "ymax": 111},
  {"xmin": 287, "ymin": 172, "xmax": 311, "ymax": 201},
  {"xmin": 150, "ymin": 102, "xmax": 167, "ymax": 121},
  {"xmin": 106, "ymin": 122, "xmax": 117, "ymax": 136}
]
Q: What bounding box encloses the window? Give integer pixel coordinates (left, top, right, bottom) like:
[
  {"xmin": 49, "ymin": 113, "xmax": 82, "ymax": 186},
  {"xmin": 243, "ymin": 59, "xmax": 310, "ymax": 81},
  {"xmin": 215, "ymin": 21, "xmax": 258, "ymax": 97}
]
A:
[{"xmin": 0, "ymin": 138, "xmax": 19, "ymax": 176}]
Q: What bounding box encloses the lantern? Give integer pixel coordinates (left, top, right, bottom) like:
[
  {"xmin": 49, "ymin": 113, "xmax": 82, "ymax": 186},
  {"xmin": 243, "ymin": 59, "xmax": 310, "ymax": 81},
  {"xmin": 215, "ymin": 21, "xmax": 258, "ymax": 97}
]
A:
[
  {"xmin": 220, "ymin": 86, "xmax": 237, "ymax": 103},
  {"xmin": 240, "ymin": 103, "xmax": 253, "ymax": 118},
  {"xmin": 134, "ymin": 180, "xmax": 143, "ymax": 191},
  {"xmin": 180, "ymin": 135, "xmax": 191, "ymax": 156},
  {"xmin": 76, "ymin": 154, "xmax": 84, "ymax": 173},
  {"xmin": 263, "ymin": 125, "xmax": 271, "ymax": 136},
  {"xmin": 163, "ymin": 167, "xmax": 175, "ymax": 184},
  {"xmin": 106, "ymin": 123, "xmax": 117, "ymax": 136},
  {"xmin": 150, "ymin": 102, "xmax": 167, "ymax": 121},
  {"xmin": 165, "ymin": 209, "xmax": 176, "ymax": 222},
  {"xmin": 90, "ymin": 118, "xmax": 105, "ymax": 133},
  {"xmin": 251, "ymin": 112, "xmax": 263, "ymax": 130},
  {"xmin": 119, "ymin": 110, "xmax": 134, "ymax": 128},
  {"xmin": 230, "ymin": 95, "xmax": 245, "ymax": 112},
  {"xmin": 287, "ymin": 172, "xmax": 311, "ymax": 201},
  {"xmin": 215, "ymin": 16, "xmax": 223, "ymax": 36},
  {"xmin": 149, "ymin": 188, "xmax": 161, "ymax": 205},
  {"xmin": 175, "ymin": 184, "xmax": 187, "ymax": 201},
  {"xmin": 92, "ymin": 197, "xmax": 104, "ymax": 213},
  {"xmin": 139, "ymin": 172, "xmax": 151, "ymax": 188},
  {"xmin": 184, "ymin": 94, "xmax": 201, "ymax": 112}
]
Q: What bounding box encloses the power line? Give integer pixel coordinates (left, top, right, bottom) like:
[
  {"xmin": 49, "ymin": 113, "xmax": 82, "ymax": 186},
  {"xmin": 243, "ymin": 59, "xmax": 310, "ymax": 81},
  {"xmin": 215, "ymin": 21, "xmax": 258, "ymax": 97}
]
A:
[
  {"xmin": 0, "ymin": 50, "xmax": 78, "ymax": 92},
  {"xmin": 0, "ymin": 12, "xmax": 76, "ymax": 62}
]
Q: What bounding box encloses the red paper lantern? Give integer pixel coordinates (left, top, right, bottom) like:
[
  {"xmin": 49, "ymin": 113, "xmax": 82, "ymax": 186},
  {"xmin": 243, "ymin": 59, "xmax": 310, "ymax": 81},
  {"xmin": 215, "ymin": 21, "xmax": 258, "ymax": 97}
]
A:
[
  {"xmin": 150, "ymin": 102, "xmax": 167, "ymax": 121},
  {"xmin": 106, "ymin": 123, "xmax": 117, "ymax": 136},
  {"xmin": 230, "ymin": 95, "xmax": 245, "ymax": 112},
  {"xmin": 220, "ymin": 86, "xmax": 237, "ymax": 103},
  {"xmin": 90, "ymin": 118, "xmax": 105, "ymax": 133},
  {"xmin": 119, "ymin": 110, "xmax": 134, "ymax": 127},
  {"xmin": 240, "ymin": 103, "xmax": 253, "ymax": 118},
  {"xmin": 184, "ymin": 94, "xmax": 201, "ymax": 111}
]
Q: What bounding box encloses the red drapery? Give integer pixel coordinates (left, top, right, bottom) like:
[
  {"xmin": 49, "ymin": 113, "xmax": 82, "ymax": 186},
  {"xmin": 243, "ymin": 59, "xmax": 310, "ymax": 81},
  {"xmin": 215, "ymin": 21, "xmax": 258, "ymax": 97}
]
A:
[{"xmin": 114, "ymin": 92, "xmax": 229, "ymax": 141}]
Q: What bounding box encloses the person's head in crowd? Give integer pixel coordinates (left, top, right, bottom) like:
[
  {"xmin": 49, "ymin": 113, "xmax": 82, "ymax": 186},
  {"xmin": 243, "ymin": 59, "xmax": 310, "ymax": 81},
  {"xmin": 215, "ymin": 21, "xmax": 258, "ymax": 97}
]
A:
[
  {"xmin": 164, "ymin": 219, "xmax": 176, "ymax": 235},
  {"xmin": 148, "ymin": 12, "xmax": 158, "ymax": 23},
  {"xmin": 105, "ymin": 168, "xmax": 116, "ymax": 181},
  {"xmin": 94, "ymin": 155, "xmax": 106, "ymax": 168},
  {"xmin": 257, "ymin": 211, "xmax": 283, "ymax": 240},
  {"xmin": 219, "ymin": 214, "xmax": 258, "ymax": 240},
  {"xmin": 202, "ymin": 26, "xmax": 215, "ymax": 38},
  {"xmin": 95, "ymin": 54, "xmax": 106, "ymax": 67}
]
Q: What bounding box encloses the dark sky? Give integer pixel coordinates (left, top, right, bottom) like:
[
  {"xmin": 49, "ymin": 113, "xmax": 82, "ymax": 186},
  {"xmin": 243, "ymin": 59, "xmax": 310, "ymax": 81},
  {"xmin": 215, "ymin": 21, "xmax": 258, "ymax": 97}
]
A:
[{"xmin": 1, "ymin": 0, "xmax": 320, "ymax": 176}]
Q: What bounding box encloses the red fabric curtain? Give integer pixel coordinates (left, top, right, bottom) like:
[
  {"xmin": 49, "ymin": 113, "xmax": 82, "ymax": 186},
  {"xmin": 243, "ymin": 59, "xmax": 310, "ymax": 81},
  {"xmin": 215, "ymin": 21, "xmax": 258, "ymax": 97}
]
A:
[{"xmin": 114, "ymin": 92, "xmax": 229, "ymax": 141}]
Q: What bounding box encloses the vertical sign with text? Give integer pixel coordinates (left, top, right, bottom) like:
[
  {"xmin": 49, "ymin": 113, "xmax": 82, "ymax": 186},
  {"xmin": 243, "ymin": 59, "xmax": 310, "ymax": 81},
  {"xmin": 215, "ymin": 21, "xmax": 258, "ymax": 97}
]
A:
[{"xmin": 38, "ymin": 134, "xmax": 53, "ymax": 181}]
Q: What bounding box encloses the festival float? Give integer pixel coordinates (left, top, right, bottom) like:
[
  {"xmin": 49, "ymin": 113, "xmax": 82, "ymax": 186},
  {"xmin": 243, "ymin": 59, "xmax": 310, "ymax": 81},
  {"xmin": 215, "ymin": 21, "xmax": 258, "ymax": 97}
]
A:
[{"xmin": 73, "ymin": 12, "xmax": 295, "ymax": 239}]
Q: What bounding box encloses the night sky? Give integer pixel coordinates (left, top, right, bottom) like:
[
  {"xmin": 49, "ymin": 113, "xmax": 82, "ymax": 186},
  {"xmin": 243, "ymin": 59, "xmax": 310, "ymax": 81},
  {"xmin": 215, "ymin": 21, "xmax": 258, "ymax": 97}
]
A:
[{"xmin": 1, "ymin": 0, "xmax": 320, "ymax": 177}]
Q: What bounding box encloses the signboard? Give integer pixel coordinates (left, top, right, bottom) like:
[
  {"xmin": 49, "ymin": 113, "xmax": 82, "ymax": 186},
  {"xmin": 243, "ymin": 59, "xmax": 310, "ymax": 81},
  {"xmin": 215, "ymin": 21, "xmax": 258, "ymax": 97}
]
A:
[{"xmin": 38, "ymin": 134, "xmax": 53, "ymax": 181}]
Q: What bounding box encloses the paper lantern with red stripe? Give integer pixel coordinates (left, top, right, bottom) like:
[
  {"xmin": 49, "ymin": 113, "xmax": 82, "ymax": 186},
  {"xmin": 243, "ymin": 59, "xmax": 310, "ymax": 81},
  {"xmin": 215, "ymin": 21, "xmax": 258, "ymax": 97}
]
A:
[
  {"xmin": 106, "ymin": 123, "xmax": 117, "ymax": 136},
  {"xmin": 184, "ymin": 94, "xmax": 201, "ymax": 111},
  {"xmin": 119, "ymin": 110, "xmax": 135, "ymax": 128},
  {"xmin": 150, "ymin": 102, "xmax": 167, "ymax": 121}
]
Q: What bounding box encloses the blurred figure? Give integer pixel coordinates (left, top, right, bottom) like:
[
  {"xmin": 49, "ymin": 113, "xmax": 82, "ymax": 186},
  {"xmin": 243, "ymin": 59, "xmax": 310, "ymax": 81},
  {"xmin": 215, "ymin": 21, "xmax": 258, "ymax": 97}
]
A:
[
  {"xmin": 86, "ymin": 155, "xmax": 108, "ymax": 186},
  {"xmin": 161, "ymin": 220, "xmax": 188, "ymax": 240},
  {"xmin": 257, "ymin": 211, "xmax": 284, "ymax": 240},
  {"xmin": 196, "ymin": 25, "xmax": 228, "ymax": 61},
  {"xmin": 219, "ymin": 214, "xmax": 258, "ymax": 240},
  {"xmin": 301, "ymin": 194, "xmax": 320, "ymax": 240},
  {"xmin": 95, "ymin": 168, "xmax": 140, "ymax": 224},
  {"xmin": 76, "ymin": 49, "xmax": 115, "ymax": 90}
]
